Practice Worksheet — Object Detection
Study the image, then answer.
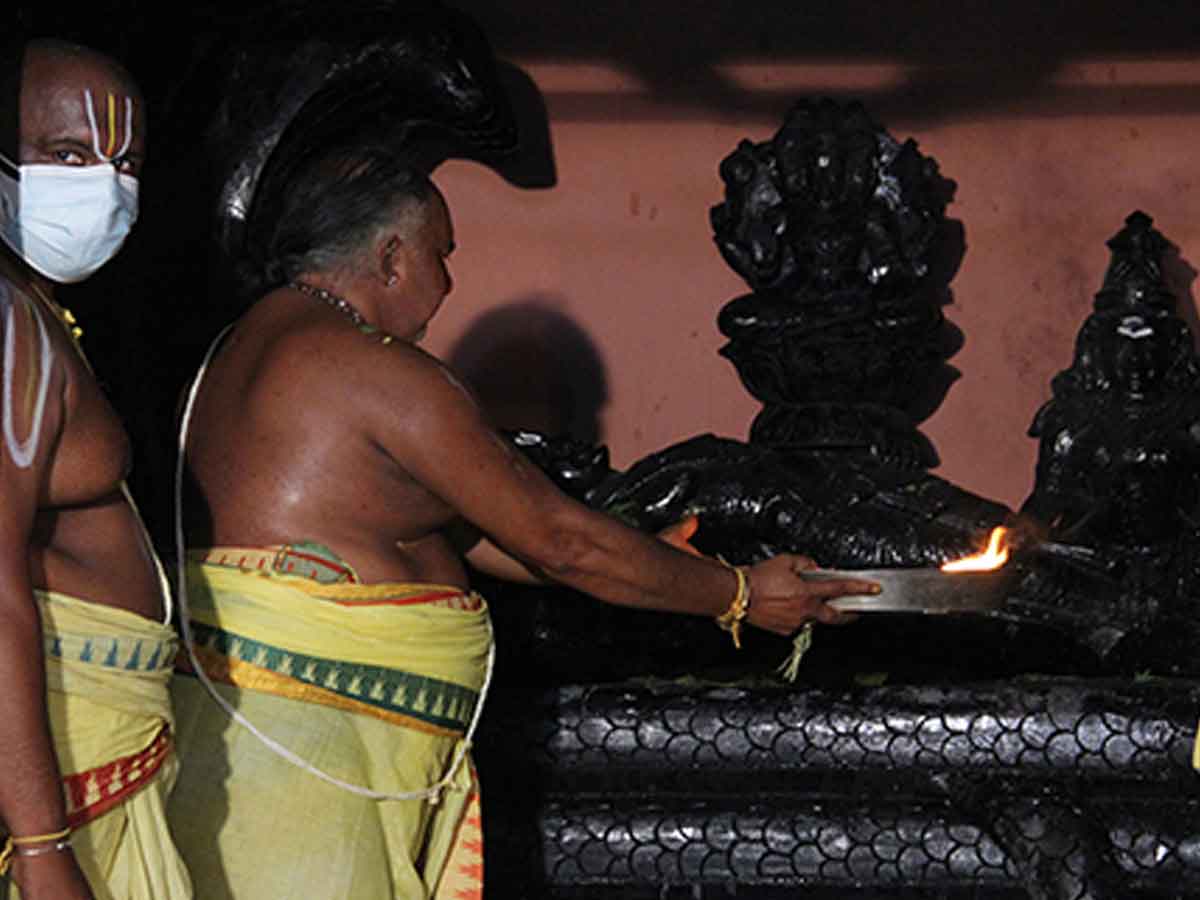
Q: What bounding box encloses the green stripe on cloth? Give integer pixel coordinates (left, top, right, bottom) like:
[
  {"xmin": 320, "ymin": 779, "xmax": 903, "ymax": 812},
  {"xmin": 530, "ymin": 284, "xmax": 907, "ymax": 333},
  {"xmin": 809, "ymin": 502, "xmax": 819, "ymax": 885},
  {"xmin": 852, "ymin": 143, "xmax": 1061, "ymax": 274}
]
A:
[
  {"xmin": 189, "ymin": 622, "xmax": 478, "ymax": 732},
  {"xmin": 46, "ymin": 633, "xmax": 177, "ymax": 673}
]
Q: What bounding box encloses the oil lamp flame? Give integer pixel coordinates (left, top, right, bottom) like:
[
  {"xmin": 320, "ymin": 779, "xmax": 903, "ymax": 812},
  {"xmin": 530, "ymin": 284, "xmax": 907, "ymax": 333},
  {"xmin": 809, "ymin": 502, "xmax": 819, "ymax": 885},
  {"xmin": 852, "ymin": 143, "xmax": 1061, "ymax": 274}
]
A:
[{"xmin": 941, "ymin": 527, "xmax": 1009, "ymax": 573}]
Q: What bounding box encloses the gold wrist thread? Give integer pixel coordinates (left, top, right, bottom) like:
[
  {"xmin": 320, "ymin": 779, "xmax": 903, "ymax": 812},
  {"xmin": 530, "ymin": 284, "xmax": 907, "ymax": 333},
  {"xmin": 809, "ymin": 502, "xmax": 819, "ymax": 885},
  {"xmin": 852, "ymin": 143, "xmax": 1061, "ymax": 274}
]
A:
[
  {"xmin": 0, "ymin": 826, "xmax": 72, "ymax": 874},
  {"xmin": 714, "ymin": 561, "xmax": 751, "ymax": 649}
]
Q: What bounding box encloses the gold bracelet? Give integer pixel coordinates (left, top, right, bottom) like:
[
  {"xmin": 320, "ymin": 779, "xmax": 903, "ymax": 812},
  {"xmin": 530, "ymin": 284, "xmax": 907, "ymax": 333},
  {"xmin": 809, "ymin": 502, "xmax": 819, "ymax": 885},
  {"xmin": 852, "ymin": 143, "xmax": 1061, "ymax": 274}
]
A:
[
  {"xmin": 0, "ymin": 826, "xmax": 72, "ymax": 875},
  {"xmin": 714, "ymin": 562, "xmax": 751, "ymax": 649}
]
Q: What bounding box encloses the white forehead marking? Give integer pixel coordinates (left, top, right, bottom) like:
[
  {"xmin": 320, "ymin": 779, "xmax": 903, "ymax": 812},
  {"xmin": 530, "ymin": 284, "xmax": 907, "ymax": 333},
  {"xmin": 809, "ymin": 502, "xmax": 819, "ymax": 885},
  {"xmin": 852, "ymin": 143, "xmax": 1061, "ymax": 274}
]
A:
[{"xmin": 82, "ymin": 88, "xmax": 134, "ymax": 163}]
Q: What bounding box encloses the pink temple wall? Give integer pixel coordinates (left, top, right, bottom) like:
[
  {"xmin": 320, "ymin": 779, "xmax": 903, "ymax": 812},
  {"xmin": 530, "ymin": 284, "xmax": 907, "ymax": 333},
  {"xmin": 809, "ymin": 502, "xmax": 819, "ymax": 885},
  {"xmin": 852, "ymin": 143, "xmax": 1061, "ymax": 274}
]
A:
[{"xmin": 425, "ymin": 54, "xmax": 1200, "ymax": 513}]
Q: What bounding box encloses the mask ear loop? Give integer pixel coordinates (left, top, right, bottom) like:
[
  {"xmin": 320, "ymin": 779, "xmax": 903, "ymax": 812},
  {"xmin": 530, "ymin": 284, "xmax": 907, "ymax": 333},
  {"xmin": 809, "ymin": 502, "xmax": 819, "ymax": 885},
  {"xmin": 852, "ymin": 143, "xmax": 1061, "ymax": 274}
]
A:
[{"xmin": 173, "ymin": 326, "xmax": 495, "ymax": 802}]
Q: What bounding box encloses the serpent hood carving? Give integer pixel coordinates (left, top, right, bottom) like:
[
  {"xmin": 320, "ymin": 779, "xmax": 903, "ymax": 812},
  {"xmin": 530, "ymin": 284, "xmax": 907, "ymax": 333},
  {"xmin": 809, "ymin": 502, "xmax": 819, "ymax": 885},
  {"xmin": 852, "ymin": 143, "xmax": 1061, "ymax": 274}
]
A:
[{"xmin": 205, "ymin": 0, "xmax": 521, "ymax": 298}]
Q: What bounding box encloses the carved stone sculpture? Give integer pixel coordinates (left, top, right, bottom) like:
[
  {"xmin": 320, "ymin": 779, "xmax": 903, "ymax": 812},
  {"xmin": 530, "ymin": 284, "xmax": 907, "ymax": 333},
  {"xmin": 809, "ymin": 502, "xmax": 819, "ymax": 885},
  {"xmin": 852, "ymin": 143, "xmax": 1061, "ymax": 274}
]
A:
[
  {"xmin": 1022, "ymin": 212, "xmax": 1200, "ymax": 541},
  {"xmin": 1009, "ymin": 211, "xmax": 1200, "ymax": 669},
  {"xmin": 711, "ymin": 98, "xmax": 952, "ymax": 455},
  {"xmin": 586, "ymin": 100, "xmax": 1008, "ymax": 575}
]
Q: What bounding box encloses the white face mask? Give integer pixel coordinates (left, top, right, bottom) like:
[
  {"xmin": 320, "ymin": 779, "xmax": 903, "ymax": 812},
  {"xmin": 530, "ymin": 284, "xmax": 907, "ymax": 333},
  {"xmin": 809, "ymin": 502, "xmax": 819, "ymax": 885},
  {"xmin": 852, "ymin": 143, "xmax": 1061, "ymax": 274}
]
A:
[{"xmin": 0, "ymin": 154, "xmax": 139, "ymax": 284}]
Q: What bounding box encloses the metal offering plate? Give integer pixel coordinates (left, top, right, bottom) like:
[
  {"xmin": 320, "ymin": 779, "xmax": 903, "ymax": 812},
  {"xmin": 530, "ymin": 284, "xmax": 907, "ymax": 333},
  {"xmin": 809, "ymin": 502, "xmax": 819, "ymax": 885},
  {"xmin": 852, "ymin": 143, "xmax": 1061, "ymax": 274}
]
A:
[{"xmin": 806, "ymin": 568, "xmax": 1014, "ymax": 614}]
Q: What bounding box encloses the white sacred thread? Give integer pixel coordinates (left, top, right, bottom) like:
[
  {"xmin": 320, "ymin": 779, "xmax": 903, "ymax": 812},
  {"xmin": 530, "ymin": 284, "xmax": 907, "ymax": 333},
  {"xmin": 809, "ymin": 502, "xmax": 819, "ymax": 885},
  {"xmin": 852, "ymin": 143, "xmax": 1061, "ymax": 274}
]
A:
[
  {"xmin": 82, "ymin": 89, "xmax": 134, "ymax": 163},
  {"xmin": 1, "ymin": 291, "xmax": 53, "ymax": 469}
]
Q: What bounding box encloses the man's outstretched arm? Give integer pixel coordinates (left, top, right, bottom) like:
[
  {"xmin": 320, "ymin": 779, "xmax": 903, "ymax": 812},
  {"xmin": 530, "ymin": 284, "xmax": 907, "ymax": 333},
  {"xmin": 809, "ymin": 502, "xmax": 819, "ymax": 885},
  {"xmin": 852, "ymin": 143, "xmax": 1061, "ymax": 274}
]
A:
[{"xmin": 368, "ymin": 345, "xmax": 877, "ymax": 635}]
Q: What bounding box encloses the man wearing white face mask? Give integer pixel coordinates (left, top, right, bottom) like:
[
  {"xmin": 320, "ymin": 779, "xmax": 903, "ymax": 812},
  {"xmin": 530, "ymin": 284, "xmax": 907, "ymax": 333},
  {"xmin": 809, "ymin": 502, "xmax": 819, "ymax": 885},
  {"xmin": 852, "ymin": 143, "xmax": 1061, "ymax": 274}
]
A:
[{"xmin": 0, "ymin": 38, "xmax": 192, "ymax": 900}]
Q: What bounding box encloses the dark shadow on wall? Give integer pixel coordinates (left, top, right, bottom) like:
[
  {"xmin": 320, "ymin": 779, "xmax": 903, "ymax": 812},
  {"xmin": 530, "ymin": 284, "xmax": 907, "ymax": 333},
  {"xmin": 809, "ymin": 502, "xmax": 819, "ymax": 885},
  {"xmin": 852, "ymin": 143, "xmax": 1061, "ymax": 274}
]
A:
[
  {"xmin": 444, "ymin": 299, "xmax": 608, "ymax": 900},
  {"xmin": 446, "ymin": 298, "xmax": 610, "ymax": 443}
]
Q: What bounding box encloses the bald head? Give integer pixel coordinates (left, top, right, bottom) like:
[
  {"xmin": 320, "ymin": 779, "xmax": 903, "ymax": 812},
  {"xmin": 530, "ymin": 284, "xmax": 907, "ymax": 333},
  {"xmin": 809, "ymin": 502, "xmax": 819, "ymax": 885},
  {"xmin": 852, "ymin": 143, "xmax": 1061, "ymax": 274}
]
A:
[
  {"xmin": 24, "ymin": 39, "xmax": 138, "ymax": 96},
  {"xmin": 9, "ymin": 39, "xmax": 144, "ymax": 175}
]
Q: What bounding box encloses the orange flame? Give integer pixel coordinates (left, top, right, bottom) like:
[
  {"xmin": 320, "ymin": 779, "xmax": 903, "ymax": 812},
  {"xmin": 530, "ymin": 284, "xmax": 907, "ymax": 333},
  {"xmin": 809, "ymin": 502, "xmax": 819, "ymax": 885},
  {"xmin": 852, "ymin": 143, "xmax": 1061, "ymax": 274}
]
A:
[{"xmin": 941, "ymin": 527, "xmax": 1009, "ymax": 573}]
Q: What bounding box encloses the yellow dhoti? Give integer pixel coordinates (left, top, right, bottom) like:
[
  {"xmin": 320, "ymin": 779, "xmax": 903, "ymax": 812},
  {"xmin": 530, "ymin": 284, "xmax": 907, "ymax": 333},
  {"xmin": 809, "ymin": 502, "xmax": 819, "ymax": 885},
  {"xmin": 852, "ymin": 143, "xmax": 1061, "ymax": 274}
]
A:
[
  {"xmin": 169, "ymin": 547, "xmax": 492, "ymax": 900},
  {"xmin": 2, "ymin": 591, "xmax": 193, "ymax": 900}
]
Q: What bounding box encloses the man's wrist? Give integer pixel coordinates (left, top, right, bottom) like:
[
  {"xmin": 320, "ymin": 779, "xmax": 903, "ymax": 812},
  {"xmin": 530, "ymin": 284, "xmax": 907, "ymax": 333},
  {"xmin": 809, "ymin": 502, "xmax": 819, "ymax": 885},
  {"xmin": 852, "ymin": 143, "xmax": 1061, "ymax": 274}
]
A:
[
  {"xmin": 0, "ymin": 825, "xmax": 72, "ymax": 875},
  {"xmin": 714, "ymin": 562, "xmax": 751, "ymax": 648}
]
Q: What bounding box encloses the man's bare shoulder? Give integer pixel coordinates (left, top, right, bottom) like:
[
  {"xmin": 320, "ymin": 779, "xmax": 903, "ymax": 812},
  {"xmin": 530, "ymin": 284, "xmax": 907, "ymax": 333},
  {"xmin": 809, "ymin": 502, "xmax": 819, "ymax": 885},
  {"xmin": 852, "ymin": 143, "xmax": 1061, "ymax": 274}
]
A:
[
  {"xmin": 343, "ymin": 332, "xmax": 479, "ymax": 419},
  {"xmin": 245, "ymin": 314, "xmax": 480, "ymax": 424},
  {"xmin": 0, "ymin": 273, "xmax": 63, "ymax": 360},
  {"xmin": 0, "ymin": 273, "xmax": 69, "ymax": 342}
]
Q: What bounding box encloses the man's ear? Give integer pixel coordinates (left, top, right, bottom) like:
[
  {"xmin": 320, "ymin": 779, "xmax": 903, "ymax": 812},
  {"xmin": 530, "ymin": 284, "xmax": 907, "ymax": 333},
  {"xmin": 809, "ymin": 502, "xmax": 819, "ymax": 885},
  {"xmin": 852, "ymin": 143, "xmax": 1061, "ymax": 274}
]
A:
[{"xmin": 380, "ymin": 234, "xmax": 404, "ymax": 287}]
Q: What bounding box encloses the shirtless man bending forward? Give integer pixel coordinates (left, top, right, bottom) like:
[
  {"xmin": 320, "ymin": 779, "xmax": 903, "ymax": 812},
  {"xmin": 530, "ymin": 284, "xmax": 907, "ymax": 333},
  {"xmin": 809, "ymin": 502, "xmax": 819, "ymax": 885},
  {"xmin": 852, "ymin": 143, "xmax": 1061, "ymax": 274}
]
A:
[{"xmin": 170, "ymin": 141, "xmax": 876, "ymax": 899}]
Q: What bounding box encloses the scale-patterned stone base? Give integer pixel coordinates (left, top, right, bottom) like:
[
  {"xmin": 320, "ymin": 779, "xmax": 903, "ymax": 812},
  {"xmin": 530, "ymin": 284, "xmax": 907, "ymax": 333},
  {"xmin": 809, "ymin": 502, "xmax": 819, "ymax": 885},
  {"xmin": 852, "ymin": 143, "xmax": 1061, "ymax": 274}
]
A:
[{"xmin": 476, "ymin": 678, "xmax": 1200, "ymax": 899}]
